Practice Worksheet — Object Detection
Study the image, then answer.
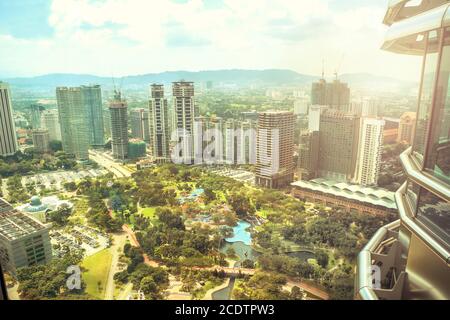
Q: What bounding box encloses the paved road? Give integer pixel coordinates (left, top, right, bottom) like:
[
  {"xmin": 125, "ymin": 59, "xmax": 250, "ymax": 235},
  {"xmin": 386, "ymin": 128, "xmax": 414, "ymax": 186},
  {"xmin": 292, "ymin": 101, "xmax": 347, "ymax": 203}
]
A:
[
  {"xmin": 89, "ymin": 150, "xmax": 133, "ymax": 178},
  {"xmin": 104, "ymin": 232, "xmax": 128, "ymax": 300}
]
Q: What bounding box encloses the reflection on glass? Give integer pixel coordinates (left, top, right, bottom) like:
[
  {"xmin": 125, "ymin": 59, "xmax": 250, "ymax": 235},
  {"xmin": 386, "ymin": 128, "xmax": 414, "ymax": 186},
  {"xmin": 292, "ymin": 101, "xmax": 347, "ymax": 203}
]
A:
[
  {"xmin": 416, "ymin": 188, "xmax": 450, "ymax": 242},
  {"xmin": 413, "ymin": 32, "xmax": 439, "ymax": 164},
  {"xmin": 426, "ymin": 28, "xmax": 450, "ymax": 185},
  {"xmin": 406, "ymin": 181, "xmax": 420, "ymax": 214}
]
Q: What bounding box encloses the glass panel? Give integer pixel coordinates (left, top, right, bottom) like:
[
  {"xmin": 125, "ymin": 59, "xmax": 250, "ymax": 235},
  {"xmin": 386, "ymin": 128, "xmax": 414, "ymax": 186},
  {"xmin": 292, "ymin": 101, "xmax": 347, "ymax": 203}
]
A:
[
  {"xmin": 413, "ymin": 31, "xmax": 440, "ymax": 163},
  {"xmin": 426, "ymin": 27, "xmax": 450, "ymax": 185},
  {"xmin": 416, "ymin": 188, "xmax": 450, "ymax": 242},
  {"xmin": 406, "ymin": 181, "xmax": 420, "ymax": 215}
]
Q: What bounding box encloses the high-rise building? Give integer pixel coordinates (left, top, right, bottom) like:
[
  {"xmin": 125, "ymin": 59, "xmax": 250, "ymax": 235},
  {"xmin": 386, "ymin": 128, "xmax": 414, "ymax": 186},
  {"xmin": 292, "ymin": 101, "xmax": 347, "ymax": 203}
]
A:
[
  {"xmin": 103, "ymin": 108, "xmax": 111, "ymax": 139},
  {"xmin": 31, "ymin": 129, "xmax": 50, "ymax": 153},
  {"xmin": 82, "ymin": 85, "xmax": 104, "ymax": 147},
  {"xmin": 109, "ymin": 91, "xmax": 128, "ymax": 160},
  {"xmin": 148, "ymin": 85, "xmax": 170, "ymax": 161},
  {"xmin": 41, "ymin": 109, "xmax": 62, "ymax": 141},
  {"xmin": 308, "ymin": 105, "xmax": 324, "ymax": 131},
  {"xmin": 172, "ymin": 81, "xmax": 196, "ymax": 164},
  {"xmin": 130, "ymin": 108, "xmax": 150, "ymax": 143},
  {"xmin": 0, "ymin": 82, "xmax": 19, "ymax": 157},
  {"xmin": 223, "ymin": 119, "xmax": 256, "ymax": 165},
  {"xmin": 397, "ymin": 112, "xmax": 417, "ymax": 144},
  {"xmin": 255, "ymin": 111, "xmax": 295, "ymax": 189},
  {"xmin": 0, "ymin": 198, "xmax": 52, "ymax": 276},
  {"xmin": 298, "ymin": 130, "xmax": 320, "ymax": 180},
  {"xmin": 29, "ymin": 103, "xmax": 44, "ymax": 129},
  {"xmin": 294, "ymin": 98, "xmax": 309, "ymax": 115},
  {"xmin": 356, "ymin": 1, "xmax": 450, "ymax": 300},
  {"xmin": 194, "ymin": 116, "xmax": 224, "ymax": 164},
  {"xmin": 318, "ymin": 110, "xmax": 361, "ymax": 181},
  {"xmin": 354, "ymin": 118, "xmax": 385, "ymax": 186},
  {"xmin": 311, "ymin": 78, "xmax": 350, "ymax": 111},
  {"xmin": 56, "ymin": 87, "xmax": 90, "ymax": 160},
  {"xmin": 361, "ymin": 98, "xmax": 379, "ymax": 118}
]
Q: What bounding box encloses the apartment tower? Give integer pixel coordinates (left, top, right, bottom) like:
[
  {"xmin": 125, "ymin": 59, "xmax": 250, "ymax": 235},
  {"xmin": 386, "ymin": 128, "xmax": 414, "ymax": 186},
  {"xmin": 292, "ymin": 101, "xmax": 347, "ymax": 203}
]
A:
[
  {"xmin": 148, "ymin": 84, "xmax": 170, "ymax": 161},
  {"xmin": 255, "ymin": 111, "xmax": 295, "ymax": 189},
  {"xmin": 172, "ymin": 81, "xmax": 196, "ymax": 164}
]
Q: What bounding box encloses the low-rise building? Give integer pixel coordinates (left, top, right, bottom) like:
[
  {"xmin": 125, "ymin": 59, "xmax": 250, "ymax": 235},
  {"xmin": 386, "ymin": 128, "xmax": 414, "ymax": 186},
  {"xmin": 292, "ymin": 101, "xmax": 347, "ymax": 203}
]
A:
[
  {"xmin": 291, "ymin": 178, "xmax": 397, "ymax": 215},
  {"xmin": 0, "ymin": 198, "xmax": 52, "ymax": 276}
]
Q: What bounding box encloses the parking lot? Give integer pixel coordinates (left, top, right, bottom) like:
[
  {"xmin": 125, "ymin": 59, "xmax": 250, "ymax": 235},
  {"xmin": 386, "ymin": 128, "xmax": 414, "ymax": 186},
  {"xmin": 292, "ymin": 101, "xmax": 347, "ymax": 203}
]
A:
[
  {"xmin": 50, "ymin": 225, "xmax": 110, "ymax": 258},
  {"xmin": 207, "ymin": 167, "xmax": 255, "ymax": 185},
  {"xmin": 21, "ymin": 169, "xmax": 108, "ymax": 192}
]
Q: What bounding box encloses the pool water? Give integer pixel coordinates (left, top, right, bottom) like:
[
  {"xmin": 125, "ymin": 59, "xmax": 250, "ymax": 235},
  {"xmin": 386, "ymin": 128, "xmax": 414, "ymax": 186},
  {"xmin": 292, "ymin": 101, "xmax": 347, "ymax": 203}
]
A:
[
  {"xmin": 179, "ymin": 188, "xmax": 204, "ymax": 204},
  {"xmin": 226, "ymin": 221, "xmax": 252, "ymax": 245}
]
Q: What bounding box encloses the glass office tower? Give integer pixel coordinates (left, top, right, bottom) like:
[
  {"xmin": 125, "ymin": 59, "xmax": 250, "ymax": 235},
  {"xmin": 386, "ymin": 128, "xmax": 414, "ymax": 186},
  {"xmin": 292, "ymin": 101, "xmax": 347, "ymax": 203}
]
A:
[{"xmin": 356, "ymin": 1, "xmax": 450, "ymax": 300}]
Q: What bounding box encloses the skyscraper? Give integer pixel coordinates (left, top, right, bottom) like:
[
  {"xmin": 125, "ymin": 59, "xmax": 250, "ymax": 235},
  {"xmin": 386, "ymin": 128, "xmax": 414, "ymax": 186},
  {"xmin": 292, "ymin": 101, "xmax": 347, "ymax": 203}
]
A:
[
  {"xmin": 298, "ymin": 130, "xmax": 320, "ymax": 180},
  {"xmin": 130, "ymin": 108, "xmax": 150, "ymax": 143},
  {"xmin": 397, "ymin": 112, "xmax": 417, "ymax": 144},
  {"xmin": 109, "ymin": 91, "xmax": 128, "ymax": 160},
  {"xmin": 41, "ymin": 109, "xmax": 62, "ymax": 141},
  {"xmin": 31, "ymin": 129, "xmax": 51, "ymax": 153},
  {"xmin": 29, "ymin": 103, "xmax": 44, "ymax": 129},
  {"xmin": 318, "ymin": 110, "xmax": 361, "ymax": 182},
  {"xmin": 356, "ymin": 1, "xmax": 450, "ymax": 300},
  {"xmin": 148, "ymin": 84, "xmax": 170, "ymax": 161},
  {"xmin": 194, "ymin": 116, "xmax": 223, "ymax": 164},
  {"xmin": 354, "ymin": 118, "xmax": 384, "ymax": 186},
  {"xmin": 82, "ymin": 85, "xmax": 104, "ymax": 147},
  {"xmin": 311, "ymin": 78, "xmax": 350, "ymax": 111},
  {"xmin": 0, "ymin": 82, "xmax": 19, "ymax": 157},
  {"xmin": 172, "ymin": 81, "xmax": 196, "ymax": 164},
  {"xmin": 223, "ymin": 119, "xmax": 256, "ymax": 165},
  {"xmin": 56, "ymin": 87, "xmax": 90, "ymax": 160},
  {"xmin": 255, "ymin": 111, "xmax": 295, "ymax": 189}
]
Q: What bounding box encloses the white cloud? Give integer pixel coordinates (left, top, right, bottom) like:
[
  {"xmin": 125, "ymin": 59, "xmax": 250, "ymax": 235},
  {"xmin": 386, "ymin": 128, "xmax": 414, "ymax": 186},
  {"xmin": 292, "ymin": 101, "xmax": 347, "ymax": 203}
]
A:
[{"xmin": 0, "ymin": 0, "xmax": 422, "ymax": 80}]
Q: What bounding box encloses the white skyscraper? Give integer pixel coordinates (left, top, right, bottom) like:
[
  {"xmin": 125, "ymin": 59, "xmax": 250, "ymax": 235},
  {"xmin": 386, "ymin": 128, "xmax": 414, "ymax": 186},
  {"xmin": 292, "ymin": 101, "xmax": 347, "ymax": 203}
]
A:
[
  {"xmin": 0, "ymin": 82, "xmax": 19, "ymax": 156},
  {"xmin": 355, "ymin": 118, "xmax": 385, "ymax": 186},
  {"xmin": 41, "ymin": 109, "xmax": 62, "ymax": 141},
  {"xmin": 172, "ymin": 81, "xmax": 196, "ymax": 164},
  {"xmin": 148, "ymin": 84, "xmax": 170, "ymax": 161}
]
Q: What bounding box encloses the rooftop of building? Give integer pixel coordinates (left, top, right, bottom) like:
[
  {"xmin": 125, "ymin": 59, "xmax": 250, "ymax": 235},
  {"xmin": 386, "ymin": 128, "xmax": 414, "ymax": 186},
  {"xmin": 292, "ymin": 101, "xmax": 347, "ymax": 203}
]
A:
[
  {"xmin": 259, "ymin": 110, "xmax": 294, "ymax": 115},
  {"xmin": 0, "ymin": 198, "xmax": 48, "ymax": 241},
  {"xmin": 291, "ymin": 178, "xmax": 397, "ymax": 210}
]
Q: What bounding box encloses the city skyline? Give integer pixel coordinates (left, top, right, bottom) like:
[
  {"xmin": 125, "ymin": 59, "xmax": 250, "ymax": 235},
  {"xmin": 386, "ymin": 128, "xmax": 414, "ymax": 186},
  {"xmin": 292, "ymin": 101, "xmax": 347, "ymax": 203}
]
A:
[
  {"xmin": 0, "ymin": 0, "xmax": 422, "ymax": 81},
  {"xmin": 1, "ymin": 0, "xmax": 449, "ymax": 303}
]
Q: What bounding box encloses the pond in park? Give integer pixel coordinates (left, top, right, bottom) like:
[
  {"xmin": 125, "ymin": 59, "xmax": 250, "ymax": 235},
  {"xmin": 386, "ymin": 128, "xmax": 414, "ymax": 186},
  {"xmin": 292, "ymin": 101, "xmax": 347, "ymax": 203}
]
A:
[{"xmin": 225, "ymin": 220, "xmax": 252, "ymax": 246}]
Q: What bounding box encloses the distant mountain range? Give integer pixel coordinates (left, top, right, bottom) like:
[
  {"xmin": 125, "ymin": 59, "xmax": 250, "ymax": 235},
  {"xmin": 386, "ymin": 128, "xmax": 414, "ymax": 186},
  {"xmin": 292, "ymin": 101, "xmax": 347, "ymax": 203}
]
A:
[{"xmin": 3, "ymin": 69, "xmax": 417, "ymax": 93}]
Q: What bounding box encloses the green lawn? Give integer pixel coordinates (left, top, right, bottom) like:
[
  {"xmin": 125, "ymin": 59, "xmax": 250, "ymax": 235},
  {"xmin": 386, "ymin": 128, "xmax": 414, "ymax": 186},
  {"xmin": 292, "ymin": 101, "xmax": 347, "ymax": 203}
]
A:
[{"xmin": 81, "ymin": 249, "xmax": 113, "ymax": 299}]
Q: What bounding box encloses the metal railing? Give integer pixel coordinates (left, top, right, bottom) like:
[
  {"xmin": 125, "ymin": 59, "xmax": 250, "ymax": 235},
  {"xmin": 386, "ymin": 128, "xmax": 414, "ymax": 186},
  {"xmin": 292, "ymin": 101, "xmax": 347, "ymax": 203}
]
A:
[{"xmin": 356, "ymin": 219, "xmax": 407, "ymax": 300}]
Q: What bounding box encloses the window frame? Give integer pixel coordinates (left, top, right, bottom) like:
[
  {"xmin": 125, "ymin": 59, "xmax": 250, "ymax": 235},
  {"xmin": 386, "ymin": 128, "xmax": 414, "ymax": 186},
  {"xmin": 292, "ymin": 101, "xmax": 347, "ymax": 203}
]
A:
[
  {"xmin": 412, "ymin": 29, "xmax": 443, "ymax": 169},
  {"xmin": 424, "ymin": 26, "xmax": 450, "ymax": 186}
]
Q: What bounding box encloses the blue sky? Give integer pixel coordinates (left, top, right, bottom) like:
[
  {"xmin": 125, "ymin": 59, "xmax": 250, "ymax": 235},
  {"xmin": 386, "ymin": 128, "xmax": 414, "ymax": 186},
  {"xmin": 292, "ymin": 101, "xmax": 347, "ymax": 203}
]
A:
[{"xmin": 0, "ymin": 0, "xmax": 421, "ymax": 79}]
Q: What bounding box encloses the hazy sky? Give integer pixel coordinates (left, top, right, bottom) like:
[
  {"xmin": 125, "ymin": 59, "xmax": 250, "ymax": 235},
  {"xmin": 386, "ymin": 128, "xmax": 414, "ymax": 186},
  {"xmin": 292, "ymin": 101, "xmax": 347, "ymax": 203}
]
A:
[{"xmin": 0, "ymin": 0, "xmax": 422, "ymax": 80}]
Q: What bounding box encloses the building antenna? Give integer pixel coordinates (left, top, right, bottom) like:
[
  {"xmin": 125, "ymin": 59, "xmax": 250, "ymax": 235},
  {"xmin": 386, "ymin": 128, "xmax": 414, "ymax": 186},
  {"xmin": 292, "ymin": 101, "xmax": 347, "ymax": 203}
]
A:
[
  {"xmin": 334, "ymin": 54, "xmax": 346, "ymax": 80},
  {"xmin": 322, "ymin": 59, "xmax": 325, "ymax": 79}
]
